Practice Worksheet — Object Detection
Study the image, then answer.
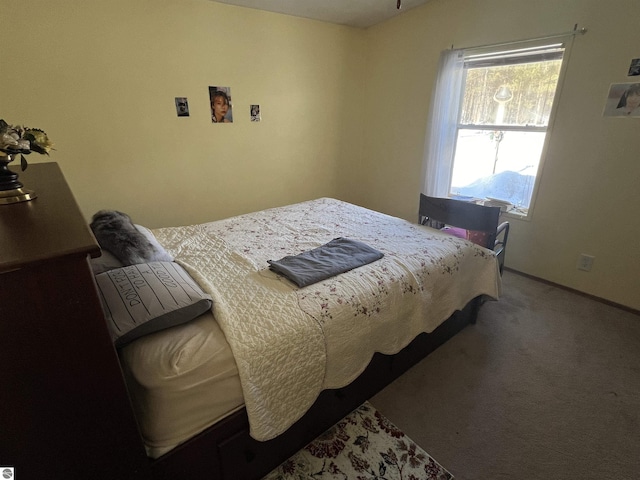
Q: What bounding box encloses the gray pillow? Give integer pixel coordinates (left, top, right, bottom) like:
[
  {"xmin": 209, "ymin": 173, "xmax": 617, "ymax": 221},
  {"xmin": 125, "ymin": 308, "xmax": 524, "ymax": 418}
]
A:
[
  {"xmin": 90, "ymin": 210, "xmax": 173, "ymax": 266},
  {"xmin": 90, "ymin": 225, "xmax": 172, "ymax": 275},
  {"xmin": 95, "ymin": 262, "xmax": 213, "ymax": 348},
  {"xmin": 90, "ymin": 249, "xmax": 124, "ymax": 275}
]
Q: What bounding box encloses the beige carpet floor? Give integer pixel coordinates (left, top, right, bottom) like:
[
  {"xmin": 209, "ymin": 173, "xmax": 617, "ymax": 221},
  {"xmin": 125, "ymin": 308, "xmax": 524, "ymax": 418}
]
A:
[{"xmin": 371, "ymin": 270, "xmax": 640, "ymax": 480}]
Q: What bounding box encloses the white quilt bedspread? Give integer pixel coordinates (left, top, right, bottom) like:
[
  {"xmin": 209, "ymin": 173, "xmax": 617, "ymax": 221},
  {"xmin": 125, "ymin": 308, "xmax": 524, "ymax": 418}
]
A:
[{"xmin": 153, "ymin": 198, "xmax": 501, "ymax": 441}]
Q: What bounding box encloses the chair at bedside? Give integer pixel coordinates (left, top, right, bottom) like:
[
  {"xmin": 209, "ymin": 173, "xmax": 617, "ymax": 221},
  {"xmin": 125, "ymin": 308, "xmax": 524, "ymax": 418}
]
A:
[{"xmin": 419, "ymin": 193, "xmax": 510, "ymax": 274}]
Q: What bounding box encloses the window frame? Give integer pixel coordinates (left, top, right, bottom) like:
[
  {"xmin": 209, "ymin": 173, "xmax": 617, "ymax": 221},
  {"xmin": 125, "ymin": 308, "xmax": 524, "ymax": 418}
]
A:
[{"xmin": 425, "ymin": 37, "xmax": 575, "ymax": 220}]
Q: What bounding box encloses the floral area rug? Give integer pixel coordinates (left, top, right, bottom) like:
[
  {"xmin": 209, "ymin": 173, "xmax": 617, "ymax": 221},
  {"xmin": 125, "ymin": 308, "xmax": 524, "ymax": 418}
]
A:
[{"xmin": 262, "ymin": 402, "xmax": 453, "ymax": 480}]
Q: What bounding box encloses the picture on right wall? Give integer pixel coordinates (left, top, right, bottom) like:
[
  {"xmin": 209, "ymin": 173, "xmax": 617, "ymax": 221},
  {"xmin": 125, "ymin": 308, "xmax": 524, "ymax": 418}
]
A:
[{"xmin": 603, "ymin": 82, "xmax": 640, "ymax": 117}]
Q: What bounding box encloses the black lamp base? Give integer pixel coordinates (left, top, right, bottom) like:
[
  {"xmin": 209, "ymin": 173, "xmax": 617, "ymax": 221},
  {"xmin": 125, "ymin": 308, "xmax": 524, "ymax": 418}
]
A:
[{"xmin": 0, "ymin": 155, "xmax": 37, "ymax": 204}]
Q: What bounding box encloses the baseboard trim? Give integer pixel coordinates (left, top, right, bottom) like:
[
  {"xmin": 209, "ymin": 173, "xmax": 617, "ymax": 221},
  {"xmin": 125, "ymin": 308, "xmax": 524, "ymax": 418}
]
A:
[{"xmin": 503, "ymin": 267, "xmax": 640, "ymax": 317}]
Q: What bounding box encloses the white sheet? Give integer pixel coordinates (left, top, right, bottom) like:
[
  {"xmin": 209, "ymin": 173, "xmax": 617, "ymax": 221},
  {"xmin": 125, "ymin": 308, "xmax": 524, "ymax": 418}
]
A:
[
  {"xmin": 119, "ymin": 311, "xmax": 244, "ymax": 458},
  {"xmin": 147, "ymin": 198, "xmax": 501, "ymax": 442}
]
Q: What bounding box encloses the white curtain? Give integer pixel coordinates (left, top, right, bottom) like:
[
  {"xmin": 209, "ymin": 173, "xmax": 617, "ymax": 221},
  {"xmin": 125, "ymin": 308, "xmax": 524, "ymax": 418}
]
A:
[{"xmin": 422, "ymin": 48, "xmax": 465, "ymax": 197}]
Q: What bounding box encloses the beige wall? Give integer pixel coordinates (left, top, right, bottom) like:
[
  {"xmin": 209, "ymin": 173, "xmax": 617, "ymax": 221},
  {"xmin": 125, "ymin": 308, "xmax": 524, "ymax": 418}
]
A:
[
  {"xmin": 0, "ymin": 0, "xmax": 365, "ymax": 227},
  {"xmin": 355, "ymin": 0, "xmax": 640, "ymax": 310},
  {"xmin": 2, "ymin": 0, "xmax": 639, "ymax": 309}
]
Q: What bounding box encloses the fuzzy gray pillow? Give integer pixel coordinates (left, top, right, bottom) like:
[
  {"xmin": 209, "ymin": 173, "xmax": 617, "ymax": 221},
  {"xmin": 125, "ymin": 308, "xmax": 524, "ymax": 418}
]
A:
[{"xmin": 90, "ymin": 210, "xmax": 173, "ymax": 266}]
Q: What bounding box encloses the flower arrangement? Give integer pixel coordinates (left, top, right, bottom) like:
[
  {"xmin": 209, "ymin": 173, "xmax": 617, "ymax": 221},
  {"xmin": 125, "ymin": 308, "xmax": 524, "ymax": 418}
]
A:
[{"xmin": 0, "ymin": 119, "xmax": 54, "ymax": 170}]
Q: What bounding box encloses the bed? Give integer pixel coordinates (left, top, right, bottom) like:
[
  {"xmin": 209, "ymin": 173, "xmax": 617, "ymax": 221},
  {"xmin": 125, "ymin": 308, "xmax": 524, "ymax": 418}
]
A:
[
  {"xmin": 92, "ymin": 197, "xmax": 501, "ymax": 479},
  {"xmin": 1, "ymin": 163, "xmax": 500, "ymax": 480}
]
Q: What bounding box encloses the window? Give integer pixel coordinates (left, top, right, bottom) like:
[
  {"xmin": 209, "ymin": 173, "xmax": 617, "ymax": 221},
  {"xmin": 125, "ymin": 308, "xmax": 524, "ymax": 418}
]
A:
[{"xmin": 424, "ymin": 42, "xmax": 568, "ymax": 216}]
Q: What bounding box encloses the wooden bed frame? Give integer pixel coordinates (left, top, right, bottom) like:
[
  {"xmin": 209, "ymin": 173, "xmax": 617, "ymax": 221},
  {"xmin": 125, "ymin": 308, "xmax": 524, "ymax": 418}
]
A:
[{"xmin": 0, "ymin": 163, "xmax": 480, "ymax": 480}]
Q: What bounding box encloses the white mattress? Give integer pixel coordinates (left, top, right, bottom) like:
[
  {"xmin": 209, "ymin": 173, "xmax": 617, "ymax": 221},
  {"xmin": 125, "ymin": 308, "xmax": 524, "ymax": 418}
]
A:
[{"xmin": 119, "ymin": 310, "xmax": 243, "ymax": 459}]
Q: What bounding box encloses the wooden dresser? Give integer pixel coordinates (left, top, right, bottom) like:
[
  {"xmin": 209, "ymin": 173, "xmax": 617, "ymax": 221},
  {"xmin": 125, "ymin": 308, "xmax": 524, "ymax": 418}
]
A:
[{"xmin": 0, "ymin": 163, "xmax": 148, "ymax": 480}]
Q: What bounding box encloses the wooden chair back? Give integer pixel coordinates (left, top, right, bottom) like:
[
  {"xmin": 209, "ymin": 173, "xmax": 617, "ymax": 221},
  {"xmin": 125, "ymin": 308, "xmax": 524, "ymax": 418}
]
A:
[{"xmin": 419, "ymin": 193, "xmax": 510, "ymax": 272}]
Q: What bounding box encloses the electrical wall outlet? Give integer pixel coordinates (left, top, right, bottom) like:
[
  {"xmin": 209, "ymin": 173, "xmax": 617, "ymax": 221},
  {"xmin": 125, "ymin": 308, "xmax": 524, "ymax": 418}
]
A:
[{"xmin": 577, "ymin": 254, "xmax": 595, "ymax": 272}]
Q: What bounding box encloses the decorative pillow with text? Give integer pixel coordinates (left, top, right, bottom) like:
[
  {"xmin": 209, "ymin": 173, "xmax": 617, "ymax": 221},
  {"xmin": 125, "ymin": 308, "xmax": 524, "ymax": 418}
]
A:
[{"xmin": 95, "ymin": 262, "xmax": 212, "ymax": 348}]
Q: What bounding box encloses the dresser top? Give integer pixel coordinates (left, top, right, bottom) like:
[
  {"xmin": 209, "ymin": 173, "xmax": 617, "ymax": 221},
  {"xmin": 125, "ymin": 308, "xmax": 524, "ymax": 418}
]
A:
[{"xmin": 0, "ymin": 162, "xmax": 100, "ymax": 273}]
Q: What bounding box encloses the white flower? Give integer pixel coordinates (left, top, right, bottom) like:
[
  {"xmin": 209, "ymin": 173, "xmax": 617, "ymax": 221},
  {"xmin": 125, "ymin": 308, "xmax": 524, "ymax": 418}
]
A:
[{"xmin": 0, "ymin": 119, "xmax": 54, "ymax": 169}]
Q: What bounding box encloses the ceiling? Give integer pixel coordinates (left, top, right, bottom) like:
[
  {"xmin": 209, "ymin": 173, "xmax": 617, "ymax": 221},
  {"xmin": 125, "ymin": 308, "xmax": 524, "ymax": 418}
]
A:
[{"xmin": 212, "ymin": 0, "xmax": 432, "ymax": 28}]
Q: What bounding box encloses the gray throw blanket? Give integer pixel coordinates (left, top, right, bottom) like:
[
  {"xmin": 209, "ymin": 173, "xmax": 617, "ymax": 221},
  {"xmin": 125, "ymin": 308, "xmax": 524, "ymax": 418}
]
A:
[{"xmin": 268, "ymin": 237, "xmax": 384, "ymax": 288}]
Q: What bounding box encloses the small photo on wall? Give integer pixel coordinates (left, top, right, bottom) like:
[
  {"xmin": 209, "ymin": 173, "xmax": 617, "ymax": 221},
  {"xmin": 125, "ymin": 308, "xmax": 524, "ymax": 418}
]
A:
[
  {"xmin": 603, "ymin": 82, "xmax": 640, "ymax": 117},
  {"xmin": 175, "ymin": 97, "xmax": 190, "ymax": 117},
  {"xmin": 250, "ymin": 105, "xmax": 261, "ymax": 122},
  {"xmin": 209, "ymin": 86, "xmax": 233, "ymax": 123},
  {"xmin": 628, "ymin": 58, "xmax": 640, "ymax": 76}
]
